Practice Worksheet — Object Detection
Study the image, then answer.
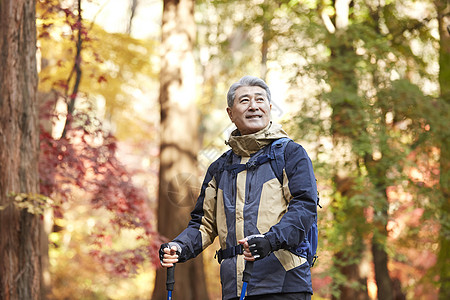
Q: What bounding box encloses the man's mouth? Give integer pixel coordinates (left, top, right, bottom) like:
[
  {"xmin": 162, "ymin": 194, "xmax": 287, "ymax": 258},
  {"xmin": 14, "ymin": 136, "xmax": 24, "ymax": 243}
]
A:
[{"xmin": 246, "ymin": 115, "xmax": 262, "ymax": 119}]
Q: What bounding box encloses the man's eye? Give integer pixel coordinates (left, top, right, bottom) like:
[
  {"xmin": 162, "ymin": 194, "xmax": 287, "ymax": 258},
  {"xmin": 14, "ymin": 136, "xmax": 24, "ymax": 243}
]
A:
[{"xmin": 241, "ymin": 99, "xmax": 249, "ymax": 102}]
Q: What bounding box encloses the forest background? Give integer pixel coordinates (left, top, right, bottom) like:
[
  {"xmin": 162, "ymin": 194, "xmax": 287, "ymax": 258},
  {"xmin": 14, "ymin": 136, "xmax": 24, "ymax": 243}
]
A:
[{"xmin": 0, "ymin": 0, "xmax": 449, "ymax": 299}]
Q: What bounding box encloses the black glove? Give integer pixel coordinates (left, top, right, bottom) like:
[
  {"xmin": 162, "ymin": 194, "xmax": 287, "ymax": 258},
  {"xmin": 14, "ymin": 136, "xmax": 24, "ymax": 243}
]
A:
[
  {"xmin": 159, "ymin": 242, "xmax": 181, "ymax": 264},
  {"xmin": 247, "ymin": 234, "xmax": 272, "ymax": 260}
]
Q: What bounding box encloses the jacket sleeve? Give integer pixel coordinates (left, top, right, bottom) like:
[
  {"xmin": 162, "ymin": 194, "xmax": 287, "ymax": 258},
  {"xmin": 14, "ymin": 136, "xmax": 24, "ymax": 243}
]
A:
[
  {"xmin": 171, "ymin": 160, "xmax": 220, "ymax": 262},
  {"xmin": 264, "ymin": 142, "xmax": 318, "ymax": 251}
]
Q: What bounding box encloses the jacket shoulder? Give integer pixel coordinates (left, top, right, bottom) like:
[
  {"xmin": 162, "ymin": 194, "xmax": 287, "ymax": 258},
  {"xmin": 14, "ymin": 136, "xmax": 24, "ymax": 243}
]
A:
[
  {"xmin": 205, "ymin": 149, "xmax": 232, "ymax": 177},
  {"xmin": 284, "ymin": 140, "xmax": 309, "ymax": 159}
]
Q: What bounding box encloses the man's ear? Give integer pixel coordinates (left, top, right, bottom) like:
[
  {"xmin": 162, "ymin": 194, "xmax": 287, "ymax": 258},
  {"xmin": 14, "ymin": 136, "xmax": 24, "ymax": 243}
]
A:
[{"xmin": 226, "ymin": 107, "xmax": 233, "ymax": 122}]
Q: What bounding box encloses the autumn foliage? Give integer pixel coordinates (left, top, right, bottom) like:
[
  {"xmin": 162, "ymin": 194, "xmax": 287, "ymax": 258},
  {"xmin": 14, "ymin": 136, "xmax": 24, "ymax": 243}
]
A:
[{"xmin": 37, "ymin": 0, "xmax": 161, "ymax": 280}]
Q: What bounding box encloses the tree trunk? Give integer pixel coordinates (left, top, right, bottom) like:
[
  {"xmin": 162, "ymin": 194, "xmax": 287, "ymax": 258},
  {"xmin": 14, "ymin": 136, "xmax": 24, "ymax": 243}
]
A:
[
  {"xmin": 326, "ymin": 2, "xmax": 370, "ymax": 297},
  {"xmin": 0, "ymin": 0, "xmax": 41, "ymax": 299},
  {"xmin": 152, "ymin": 0, "xmax": 209, "ymax": 299},
  {"xmin": 368, "ymin": 181, "xmax": 393, "ymax": 300},
  {"xmin": 372, "ymin": 234, "xmax": 392, "ymax": 300},
  {"xmin": 331, "ymin": 177, "xmax": 370, "ymax": 300},
  {"xmin": 327, "ymin": 1, "xmax": 395, "ymax": 298},
  {"xmin": 435, "ymin": 1, "xmax": 450, "ymax": 299}
]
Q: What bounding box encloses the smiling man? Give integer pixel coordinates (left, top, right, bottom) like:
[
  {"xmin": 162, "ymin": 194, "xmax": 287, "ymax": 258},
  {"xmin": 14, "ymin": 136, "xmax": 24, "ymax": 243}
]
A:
[
  {"xmin": 159, "ymin": 76, "xmax": 318, "ymax": 300},
  {"xmin": 226, "ymin": 84, "xmax": 272, "ymax": 135}
]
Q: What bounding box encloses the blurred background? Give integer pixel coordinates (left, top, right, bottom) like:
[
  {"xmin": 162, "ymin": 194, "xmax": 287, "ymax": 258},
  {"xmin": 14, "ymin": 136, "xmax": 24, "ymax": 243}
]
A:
[{"xmin": 31, "ymin": 0, "xmax": 449, "ymax": 299}]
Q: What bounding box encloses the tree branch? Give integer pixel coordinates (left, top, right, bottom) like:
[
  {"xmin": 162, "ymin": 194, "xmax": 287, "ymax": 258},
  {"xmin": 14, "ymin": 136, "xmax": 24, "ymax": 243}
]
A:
[{"xmin": 62, "ymin": 0, "xmax": 83, "ymax": 139}]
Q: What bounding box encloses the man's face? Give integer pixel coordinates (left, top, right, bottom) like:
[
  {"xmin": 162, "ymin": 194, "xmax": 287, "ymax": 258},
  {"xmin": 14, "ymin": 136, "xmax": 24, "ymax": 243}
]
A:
[{"xmin": 226, "ymin": 86, "xmax": 272, "ymax": 135}]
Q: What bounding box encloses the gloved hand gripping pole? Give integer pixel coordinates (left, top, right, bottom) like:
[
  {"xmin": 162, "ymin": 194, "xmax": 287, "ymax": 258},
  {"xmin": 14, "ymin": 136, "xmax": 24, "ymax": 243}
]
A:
[{"xmin": 239, "ymin": 261, "xmax": 254, "ymax": 300}]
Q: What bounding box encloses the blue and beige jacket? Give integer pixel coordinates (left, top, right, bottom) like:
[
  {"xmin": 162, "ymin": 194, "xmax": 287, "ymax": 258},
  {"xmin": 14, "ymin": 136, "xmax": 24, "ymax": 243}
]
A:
[{"xmin": 173, "ymin": 122, "xmax": 318, "ymax": 299}]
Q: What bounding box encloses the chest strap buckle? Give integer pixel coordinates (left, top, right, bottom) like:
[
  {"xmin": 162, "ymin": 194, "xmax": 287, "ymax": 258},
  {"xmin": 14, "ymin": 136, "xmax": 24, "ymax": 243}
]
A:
[{"xmin": 215, "ymin": 244, "xmax": 244, "ymax": 264}]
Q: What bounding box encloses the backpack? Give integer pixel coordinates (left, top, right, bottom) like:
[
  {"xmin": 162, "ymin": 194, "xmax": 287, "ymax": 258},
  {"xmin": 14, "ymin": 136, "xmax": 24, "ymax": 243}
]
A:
[{"xmin": 215, "ymin": 137, "xmax": 319, "ymax": 267}]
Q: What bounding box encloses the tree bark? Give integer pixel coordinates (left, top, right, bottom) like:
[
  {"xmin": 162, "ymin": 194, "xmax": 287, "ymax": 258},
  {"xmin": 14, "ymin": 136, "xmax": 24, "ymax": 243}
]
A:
[
  {"xmin": 435, "ymin": 1, "xmax": 450, "ymax": 299},
  {"xmin": 372, "ymin": 233, "xmax": 392, "ymax": 300},
  {"xmin": 152, "ymin": 0, "xmax": 209, "ymax": 299},
  {"xmin": 331, "ymin": 177, "xmax": 370, "ymax": 300},
  {"xmin": 0, "ymin": 0, "xmax": 41, "ymax": 299},
  {"xmin": 366, "ymin": 166, "xmax": 393, "ymax": 300}
]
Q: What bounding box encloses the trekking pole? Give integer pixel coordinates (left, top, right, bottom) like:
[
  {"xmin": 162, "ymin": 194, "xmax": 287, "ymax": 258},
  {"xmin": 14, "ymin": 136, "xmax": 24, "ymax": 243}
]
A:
[
  {"xmin": 166, "ymin": 265, "xmax": 175, "ymax": 300},
  {"xmin": 239, "ymin": 261, "xmax": 254, "ymax": 300}
]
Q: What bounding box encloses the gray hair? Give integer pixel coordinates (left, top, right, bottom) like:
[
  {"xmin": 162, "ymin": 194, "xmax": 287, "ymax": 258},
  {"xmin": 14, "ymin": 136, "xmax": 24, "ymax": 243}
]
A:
[{"xmin": 226, "ymin": 75, "xmax": 271, "ymax": 107}]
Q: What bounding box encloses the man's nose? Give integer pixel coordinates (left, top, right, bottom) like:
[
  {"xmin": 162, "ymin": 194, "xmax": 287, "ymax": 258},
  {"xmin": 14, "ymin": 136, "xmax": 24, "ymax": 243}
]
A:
[{"xmin": 248, "ymin": 98, "xmax": 259, "ymax": 110}]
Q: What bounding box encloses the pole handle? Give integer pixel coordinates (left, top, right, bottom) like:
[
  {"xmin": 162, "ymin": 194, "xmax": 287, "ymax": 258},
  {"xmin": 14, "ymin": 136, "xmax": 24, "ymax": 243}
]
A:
[
  {"xmin": 242, "ymin": 261, "xmax": 254, "ymax": 283},
  {"xmin": 166, "ymin": 265, "xmax": 175, "ymax": 292}
]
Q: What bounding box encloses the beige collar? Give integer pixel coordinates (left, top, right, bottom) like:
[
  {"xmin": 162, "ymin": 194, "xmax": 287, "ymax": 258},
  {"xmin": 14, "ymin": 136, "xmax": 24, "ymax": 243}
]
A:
[{"xmin": 226, "ymin": 122, "xmax": 289, "ymax": 157}]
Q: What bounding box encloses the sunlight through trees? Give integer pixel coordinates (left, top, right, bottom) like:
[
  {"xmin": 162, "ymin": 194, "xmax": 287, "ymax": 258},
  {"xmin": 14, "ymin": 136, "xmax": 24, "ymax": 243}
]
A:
[{"xmin": 0, "ymin": 0, "xmax": 448, "ymax": 299}]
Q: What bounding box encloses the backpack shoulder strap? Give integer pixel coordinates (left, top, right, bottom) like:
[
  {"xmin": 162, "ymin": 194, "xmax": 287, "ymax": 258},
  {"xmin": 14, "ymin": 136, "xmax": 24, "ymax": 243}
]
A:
[
  {"xmin": 215, "ymin": 137, "xmax": 291, "ymax": 183},
  {"xmin": 212, "ymin": 149, "xmax": 233, "ymax": 184},
  {"xmin": 269, "ymin": 137, "xmax": 292, "ymax": 184}
]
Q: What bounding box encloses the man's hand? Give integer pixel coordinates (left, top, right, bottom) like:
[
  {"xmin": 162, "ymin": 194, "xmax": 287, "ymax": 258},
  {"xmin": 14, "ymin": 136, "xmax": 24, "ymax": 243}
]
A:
[
  {"xmin": 159, "ymin": 243, "xmax": 180, "ymax": 267},
  {"xmin": 238, "ymin": 234, "xmax": 272, "ymax": 261}
]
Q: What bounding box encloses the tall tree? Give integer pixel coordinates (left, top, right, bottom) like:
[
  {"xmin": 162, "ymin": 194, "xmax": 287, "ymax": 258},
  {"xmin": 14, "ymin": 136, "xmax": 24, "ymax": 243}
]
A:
[
  {"xmin": 327, "ymin": 12, "xmax": 372, "ymax": 300},
  {"xmin": 0, "ymin": 0, "xmax": 41, "ymax": 299},
  {"xmin": 435, "ymin": 1, "xmax": 450, "ymax": 299},
  {"xmin": 153, "ymin": 0, "xmax": 209, "ymax": 299},
  {"xmin": 320, "ymin": 1, "xmax": 437, "ymax": 297},
  {"xmin": 285, "ymin": 0, "xmax": 439, "ymax": 298}
]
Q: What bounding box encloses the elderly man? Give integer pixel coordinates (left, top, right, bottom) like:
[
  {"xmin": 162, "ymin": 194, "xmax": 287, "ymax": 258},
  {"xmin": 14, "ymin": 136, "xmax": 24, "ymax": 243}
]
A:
[{"xmin": 160, "ymin": 76, "xmax": 318, "ymax": 300}]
